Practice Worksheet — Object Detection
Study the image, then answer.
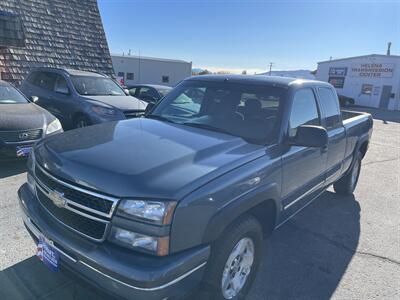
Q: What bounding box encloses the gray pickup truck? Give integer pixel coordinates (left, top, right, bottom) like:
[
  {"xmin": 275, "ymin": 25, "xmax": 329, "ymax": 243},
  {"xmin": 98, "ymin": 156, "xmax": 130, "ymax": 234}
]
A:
[{"xmin": 18, "ymin": 75, "xmax": 372, "ymax": 300}]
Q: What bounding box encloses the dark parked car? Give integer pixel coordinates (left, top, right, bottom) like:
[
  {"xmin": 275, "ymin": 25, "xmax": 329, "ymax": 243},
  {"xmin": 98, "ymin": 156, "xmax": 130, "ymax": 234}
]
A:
[
  {"xmin": 19, "ymin": 75, "xmax": 372, "ymax": 300},
  {"xmin": 128, "ymin": 84, "xmax": 172, "ymax": 103},
  {"xmin": 0, "ymin": 80, "xmax": 62, "ymax": 160},
  {"xmin": 20, "ymin": 68, "xmax": 147, "ymax": 129}
]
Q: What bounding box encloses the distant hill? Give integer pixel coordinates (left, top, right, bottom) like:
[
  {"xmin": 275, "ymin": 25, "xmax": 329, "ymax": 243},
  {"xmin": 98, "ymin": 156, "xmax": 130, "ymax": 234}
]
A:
[
  {"xmin": 192, "ymin": 68, "xmax": 205, "ymax": 74},
  {"xmin": 192, "ymin": 68, "xmax": 315, "ymax": 79},
  {"xmin": 258, "ymin": 69, "xmax": 315, "ymax": 79}
]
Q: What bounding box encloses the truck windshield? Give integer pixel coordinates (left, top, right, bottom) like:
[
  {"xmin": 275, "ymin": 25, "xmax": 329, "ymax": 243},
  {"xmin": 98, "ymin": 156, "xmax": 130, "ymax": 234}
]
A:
[
  {"xmin": 150, "ymin": 80, "xmax": 286, "ymax": 144},
  {"xmin": 0, "ymin": 83, "xmax": 29, "ymax": 104},
  {"xmin": 71, "ymin": 76, "xmax": 125, "ymax": 96}
]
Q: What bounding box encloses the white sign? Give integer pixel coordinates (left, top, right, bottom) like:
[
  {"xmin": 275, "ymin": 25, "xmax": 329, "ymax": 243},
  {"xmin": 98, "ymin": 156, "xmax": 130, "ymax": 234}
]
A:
[{"xmin": 350, "ymin": 63, "xmax": 394, "ymax": 78}]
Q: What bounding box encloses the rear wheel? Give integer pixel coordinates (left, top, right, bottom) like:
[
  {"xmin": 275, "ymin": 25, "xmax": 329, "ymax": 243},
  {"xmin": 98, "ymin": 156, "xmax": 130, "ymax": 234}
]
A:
[
  {"xmin": 199, "ymin": 215, "xmax": 263, "ymax": 300},
  {"xmin": 334, "ymin": 151, "xmax": 362, "ymax": 195}
]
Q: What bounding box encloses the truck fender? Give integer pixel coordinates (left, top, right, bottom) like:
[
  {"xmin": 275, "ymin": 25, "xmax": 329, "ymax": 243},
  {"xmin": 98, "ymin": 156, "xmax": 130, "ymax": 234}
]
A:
[
  {"xmin": 344, "ymin": 132, "xmax": 370, "ymax": 176},
  {"xmin": 202, "ymin": 182, "xmax": 280, "ymax": 244}
]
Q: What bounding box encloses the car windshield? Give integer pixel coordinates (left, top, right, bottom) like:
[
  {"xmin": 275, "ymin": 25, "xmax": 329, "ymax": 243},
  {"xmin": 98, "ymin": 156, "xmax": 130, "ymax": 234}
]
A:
[
  {"xmin": 0, "ymin": 83, "xmax": 29, "ymax": 104},
  {"xmin": 71, "ymin": 76, "xmax": 125, "ymax": 96},
  {"xmin": 149, "ymin": 80, "xmax": 286, "ymax": 144},
  {"xmin": 157, "ymin": 88, "xmax": 172, "ymax": 97}
]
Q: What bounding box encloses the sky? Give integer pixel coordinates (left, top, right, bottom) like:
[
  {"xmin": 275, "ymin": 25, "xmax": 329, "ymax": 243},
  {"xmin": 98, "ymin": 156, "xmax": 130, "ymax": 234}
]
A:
[{"xmin": 98, "ymin": 0, "xmax": 399, "ymax": 73}]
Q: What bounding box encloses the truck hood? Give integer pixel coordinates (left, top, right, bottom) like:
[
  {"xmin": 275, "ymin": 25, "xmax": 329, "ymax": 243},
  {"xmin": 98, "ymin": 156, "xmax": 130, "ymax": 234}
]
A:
[
  {"xmin": 81, "ymin": 95, "xmax": 147, "ymax": 111},
  {"xmin": 0, "ymin": 103, "xmax": 52, "ymax": 131},
  {"xmin": 35, "ymin": 119, "xmax": 265, "ymax": 200}
]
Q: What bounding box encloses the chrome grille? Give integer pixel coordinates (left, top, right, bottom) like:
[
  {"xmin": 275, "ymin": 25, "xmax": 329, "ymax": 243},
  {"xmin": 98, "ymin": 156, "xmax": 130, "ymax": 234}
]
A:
[
  {"xmin": 0, "ymin": 129, "xmax": 43, "ymax": 143},
  {"xmin": 34, "ymin": 164, "xmax": 119, "ymax": 241}
]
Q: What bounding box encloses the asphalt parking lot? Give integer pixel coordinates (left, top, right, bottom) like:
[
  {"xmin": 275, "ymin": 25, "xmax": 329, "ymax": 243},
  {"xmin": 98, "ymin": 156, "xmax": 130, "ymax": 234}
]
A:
[{"xmin": 0, "ymin": 107, "xmax": 399, "ymax": 300}]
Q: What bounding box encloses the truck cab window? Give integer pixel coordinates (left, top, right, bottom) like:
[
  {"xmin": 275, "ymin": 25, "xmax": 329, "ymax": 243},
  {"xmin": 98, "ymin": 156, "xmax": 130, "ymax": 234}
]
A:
[
  {"xmin": 289, "ymin": 88, "xmax": 320, "ymax": 137},
  {"xmin": 318, "ymin": 87, "xmax": 341, "ymax": 129}
]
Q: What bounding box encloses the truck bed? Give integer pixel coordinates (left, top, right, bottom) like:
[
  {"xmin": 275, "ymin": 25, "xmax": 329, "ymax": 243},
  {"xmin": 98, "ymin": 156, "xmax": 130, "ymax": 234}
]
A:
[
  {"xmin": 341, "ymin": 109, "xmax": 373, "ymax": 162},
  {"xmin": 341, "ymin": 110, "xmax": 371, "ymax": 123}
]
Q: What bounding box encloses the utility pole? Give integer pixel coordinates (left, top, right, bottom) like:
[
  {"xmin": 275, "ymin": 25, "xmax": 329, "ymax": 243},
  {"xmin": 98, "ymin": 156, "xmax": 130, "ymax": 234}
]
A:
[
  {"xmin": 138, "ymin": 49, "xmax": 141, "ymax": 84},
  {"xmin": 269, "ymin": 62, "xmax": 274, "ymax": 76}
]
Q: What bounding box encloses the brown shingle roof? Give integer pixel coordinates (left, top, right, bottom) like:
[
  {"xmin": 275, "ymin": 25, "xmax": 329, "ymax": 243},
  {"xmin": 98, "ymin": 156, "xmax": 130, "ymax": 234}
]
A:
[{"xmin": 0, "ymin": 0, "xmax": 113, "ymax": 86}]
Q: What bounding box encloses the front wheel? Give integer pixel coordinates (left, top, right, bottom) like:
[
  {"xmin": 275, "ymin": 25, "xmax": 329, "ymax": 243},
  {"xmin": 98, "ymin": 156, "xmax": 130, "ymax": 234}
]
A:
[
  {"xmin": 200, "ymin": 215, "xmax": 263, "ymax": 300},
  {"xmin": 334, "ymin": 152, "xmax": 362, "ymax": 195}
]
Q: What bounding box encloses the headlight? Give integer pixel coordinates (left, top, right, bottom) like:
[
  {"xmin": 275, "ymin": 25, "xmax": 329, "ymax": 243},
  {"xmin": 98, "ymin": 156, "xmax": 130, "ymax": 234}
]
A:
[
  {"xmin": 46, "ymin": 119, "xmax": 62, "ymax": 135},
  {"xmin": 109, "ymin": 227, "xmax": 169, "ymax": 256},
  {"xmin": 91, "ymin": 106, "xmax": 117, "ymax": 116},
  {"xmin": 117, "ymin": 200, "xmax": 177, "ymax": 225}
]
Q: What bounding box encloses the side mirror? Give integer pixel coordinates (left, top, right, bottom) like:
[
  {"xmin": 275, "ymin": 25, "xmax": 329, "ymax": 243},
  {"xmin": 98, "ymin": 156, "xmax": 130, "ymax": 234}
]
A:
[
  {"xmin": 289, "ymin": 125, "xmax": 328, "ymax": 148},
  {"xmin": 144, "ymin": 102, "xmax": 155, "ymax": 115},
  {"xmin": 124, "ymin": 89, "xmax": 130, "ymax": 96},
  {"xmin": 30, "ymin": 96, "xmax": 39, "ymax": 103}
]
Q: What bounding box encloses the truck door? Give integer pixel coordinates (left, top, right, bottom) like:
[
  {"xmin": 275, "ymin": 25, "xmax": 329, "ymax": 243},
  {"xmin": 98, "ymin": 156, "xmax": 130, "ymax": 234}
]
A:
[
  {"xmin": 317, "ymin": 87, "xmax": 347, "ymax": 185},
  {"xmin": 280, "ymin": 88, "xmax": 327, "ymax": 220}
]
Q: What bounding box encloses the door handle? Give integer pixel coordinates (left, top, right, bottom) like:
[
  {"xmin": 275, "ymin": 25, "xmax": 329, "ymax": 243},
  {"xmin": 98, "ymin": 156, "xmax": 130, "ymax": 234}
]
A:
[{"xmin": 321, "ymin": 145, "xmax": 328, "ymax": 153}]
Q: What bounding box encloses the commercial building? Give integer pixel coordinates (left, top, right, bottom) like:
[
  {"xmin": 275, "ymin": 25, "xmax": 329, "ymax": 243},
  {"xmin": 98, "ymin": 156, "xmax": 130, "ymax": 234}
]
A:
[
  {"xmin": 0, "ymin": 0, "xmax": 113, "ymax": 86},
  {"xmin": 112, "ymin": 54, "xmax": 192, "ymax": 87},
  {"xmin": 316, "ymin": 54, "xmax": 400, "ymax": 110}
]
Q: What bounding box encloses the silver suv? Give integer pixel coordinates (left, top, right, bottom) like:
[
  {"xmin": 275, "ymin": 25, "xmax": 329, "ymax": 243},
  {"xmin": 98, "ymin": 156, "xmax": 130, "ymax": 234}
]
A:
[{"xmin": 20, "ymin": 68, "xmax": 147, "ymax": 129}]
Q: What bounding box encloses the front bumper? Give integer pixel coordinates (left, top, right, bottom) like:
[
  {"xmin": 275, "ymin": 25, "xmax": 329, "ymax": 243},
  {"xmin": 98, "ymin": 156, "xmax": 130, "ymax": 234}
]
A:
[
  {"xmin": 0, "ymin": 142, "xmax": 33, "ymax": 160},
  {"xmin": 18, "ymin": 183, "xmax": 209, "ymax": 300}
]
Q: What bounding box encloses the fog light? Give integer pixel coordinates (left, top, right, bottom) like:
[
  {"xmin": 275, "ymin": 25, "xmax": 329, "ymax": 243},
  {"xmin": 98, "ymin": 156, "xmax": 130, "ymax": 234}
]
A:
[{"xmin": 110, "ymin": 227, "xmax": 169, "ymax": 256}]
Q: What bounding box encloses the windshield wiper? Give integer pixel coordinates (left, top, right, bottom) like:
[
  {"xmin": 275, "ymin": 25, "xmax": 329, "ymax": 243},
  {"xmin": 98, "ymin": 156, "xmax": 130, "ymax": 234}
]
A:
[
  {"xmin": 146, "ymin": 114, "xmax": 176, "ymax": 124},
  {"xmin": 182, "ymin": 122, "xmax": 233, "ymax": 135}
]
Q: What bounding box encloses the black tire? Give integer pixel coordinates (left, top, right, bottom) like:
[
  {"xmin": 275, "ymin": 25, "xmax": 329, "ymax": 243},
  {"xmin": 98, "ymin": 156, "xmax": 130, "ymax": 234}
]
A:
[
  {"xmin": 74, "ymin": 115, "xmax": 91, "ymax": 128},
  {"xmin": 334, "ymin": 151, "xmax": 362, "ymax": 195},
  {"xmin": 199, "ymin": 215, "xmax": 263, "ymax": 300}
]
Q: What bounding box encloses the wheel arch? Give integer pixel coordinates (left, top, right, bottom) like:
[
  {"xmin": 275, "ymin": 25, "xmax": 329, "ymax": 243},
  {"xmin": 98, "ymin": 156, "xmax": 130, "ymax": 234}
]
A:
[
  {"xmin": 358, "ymin": 140, "xmax": 369, "ymax": 158},
  {"xmin": 202, "ymin": 183, "xmax": 280, "ymax": 244}
]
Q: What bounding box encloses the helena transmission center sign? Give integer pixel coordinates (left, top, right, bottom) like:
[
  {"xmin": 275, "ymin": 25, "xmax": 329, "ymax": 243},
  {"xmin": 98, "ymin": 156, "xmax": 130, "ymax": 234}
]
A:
[{"xmin": 350, "ymin": 63, "xmax": 394, "ymax": 78}]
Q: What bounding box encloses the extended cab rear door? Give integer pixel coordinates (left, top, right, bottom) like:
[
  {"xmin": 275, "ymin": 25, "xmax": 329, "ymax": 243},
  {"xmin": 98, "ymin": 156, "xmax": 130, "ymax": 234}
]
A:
[{"xmin": 316, "ymin": 87, "xmax": 347, "ymax": 185}]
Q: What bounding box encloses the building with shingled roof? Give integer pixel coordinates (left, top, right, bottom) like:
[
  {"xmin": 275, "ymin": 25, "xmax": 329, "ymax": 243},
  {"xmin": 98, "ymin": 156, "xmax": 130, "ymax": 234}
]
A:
[{"xmin": 0, "ymin": 0, "xmax": 113, "ymax": 86}]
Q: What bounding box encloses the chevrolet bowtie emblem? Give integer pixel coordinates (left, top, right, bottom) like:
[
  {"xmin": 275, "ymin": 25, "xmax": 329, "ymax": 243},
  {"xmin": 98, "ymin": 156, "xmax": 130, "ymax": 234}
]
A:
[{"xmin": 48, "ymin": 190, "xmax": 67, "ymax": 208}]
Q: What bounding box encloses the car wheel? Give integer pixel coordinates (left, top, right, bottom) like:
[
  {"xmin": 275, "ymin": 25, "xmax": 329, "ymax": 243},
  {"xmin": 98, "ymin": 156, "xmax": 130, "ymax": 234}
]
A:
[
  {"xmin": 334, "ymin": 151, "xmax": 362, "ymax": 195},
  {"xmin": 74, "ymin": 116, "xmax": 91, "ymax": 128},
  {"xmin": 199, "ymin": 215, "xmax": 263, "ymax": 300}
]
